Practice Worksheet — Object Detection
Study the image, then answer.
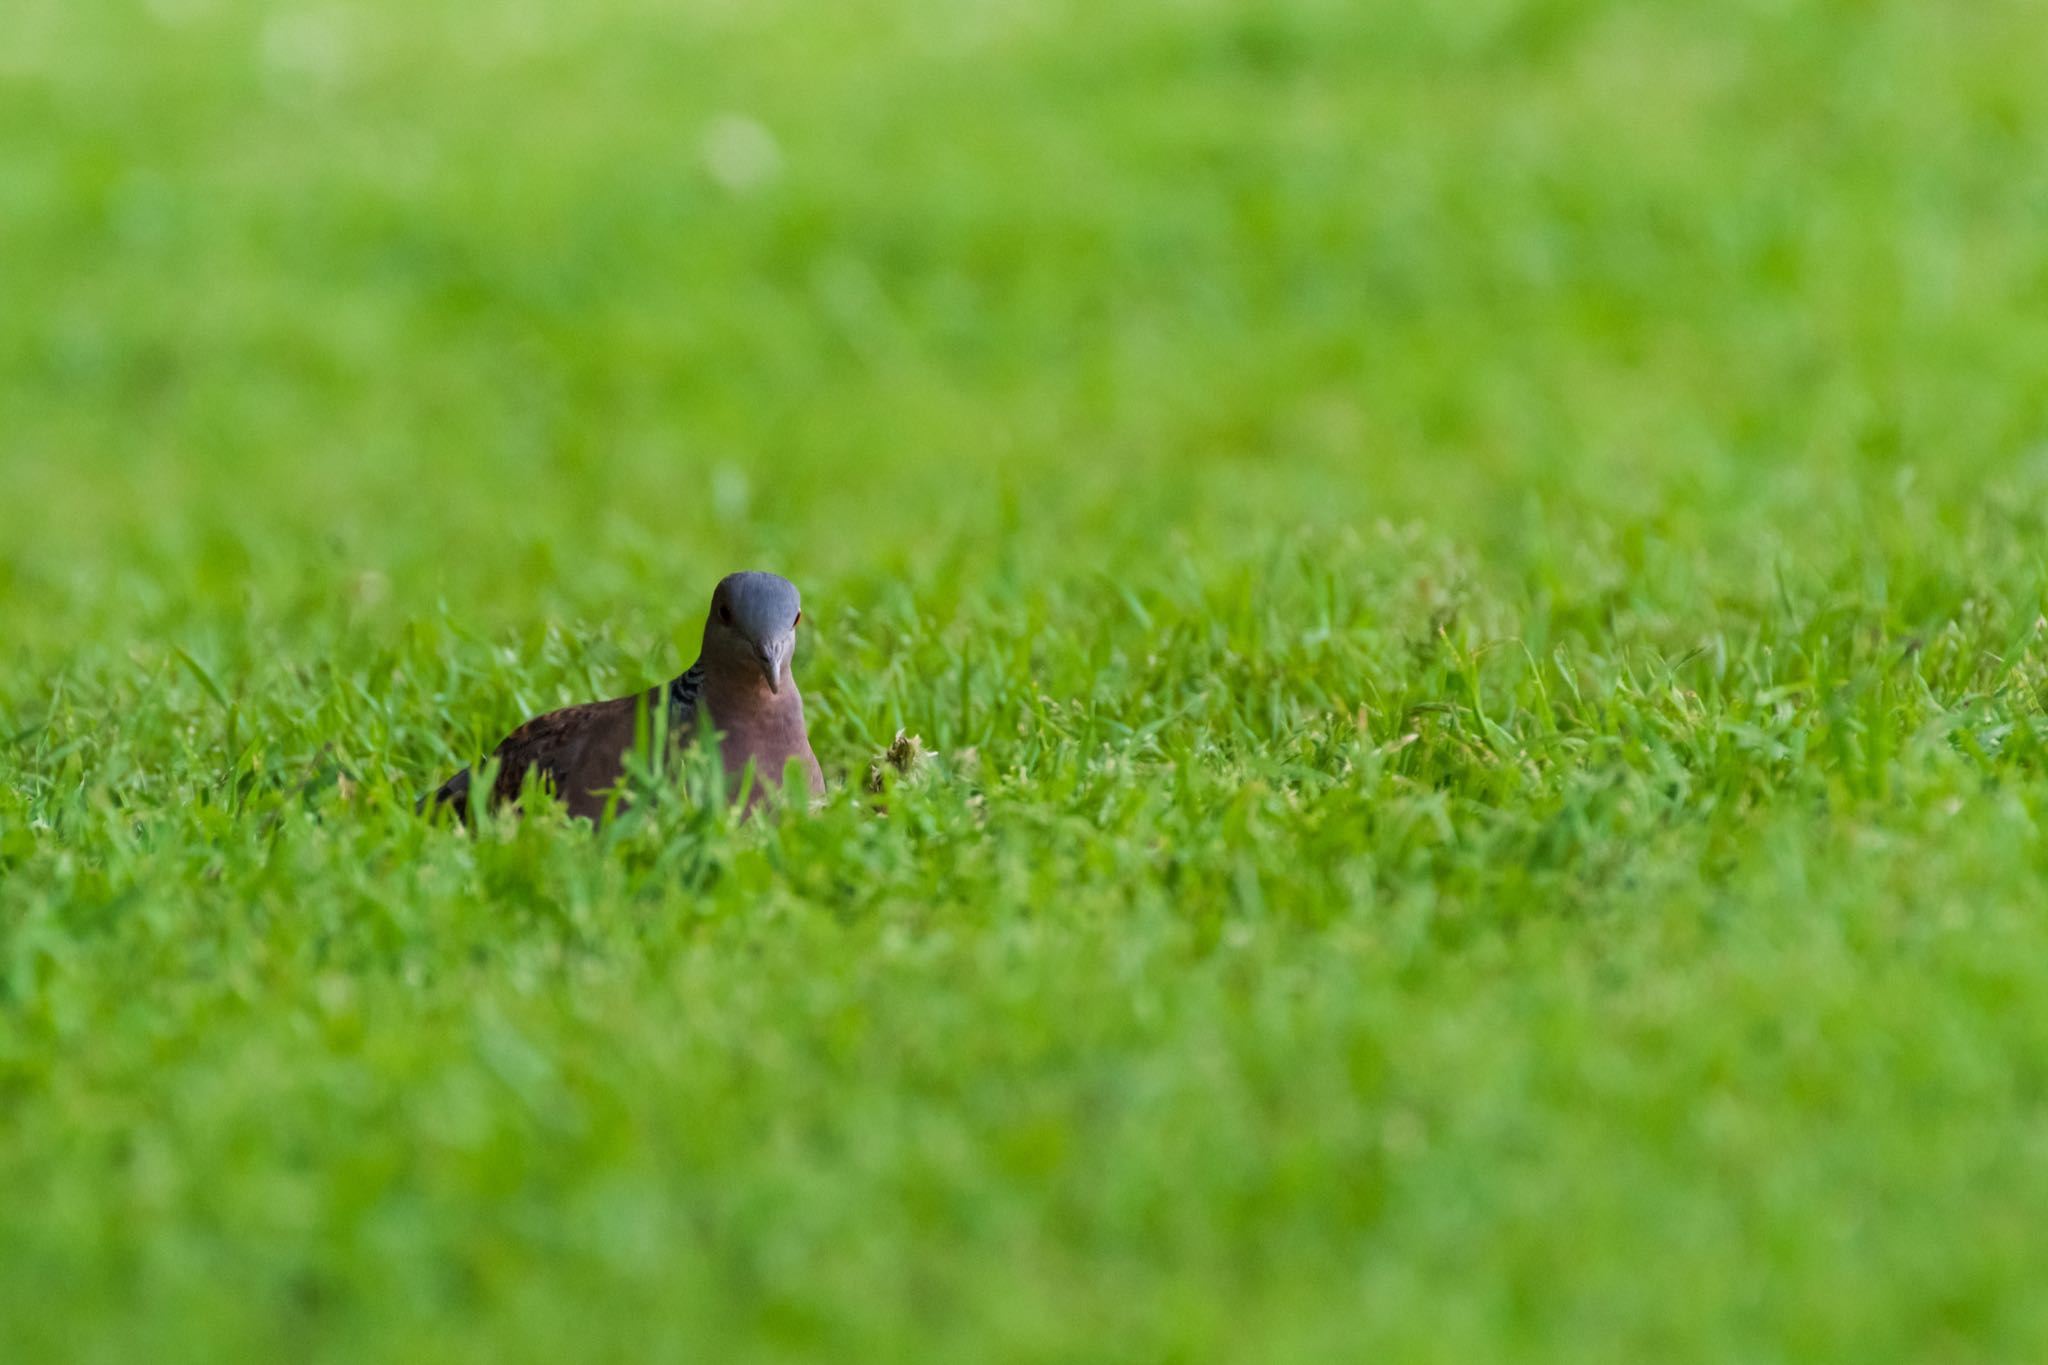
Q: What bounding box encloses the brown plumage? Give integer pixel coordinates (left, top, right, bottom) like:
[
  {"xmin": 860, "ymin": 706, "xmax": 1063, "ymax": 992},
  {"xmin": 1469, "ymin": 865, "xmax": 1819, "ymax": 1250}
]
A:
[{"xmin": 423, "ymin": 572, "xmax": 825, "ymax": 824}]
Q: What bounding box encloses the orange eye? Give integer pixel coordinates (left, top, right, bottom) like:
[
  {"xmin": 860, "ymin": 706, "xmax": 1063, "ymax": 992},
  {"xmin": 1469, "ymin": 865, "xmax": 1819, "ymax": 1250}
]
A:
[{"xmin": 793, "ymin": 610, "xmax": 802, "ymax": 627}]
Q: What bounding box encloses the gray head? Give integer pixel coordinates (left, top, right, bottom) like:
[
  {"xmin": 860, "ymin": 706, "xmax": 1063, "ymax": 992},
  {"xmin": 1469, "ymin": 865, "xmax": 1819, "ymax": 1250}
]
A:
[{"xmin": 703, "ymin": 571, "xmax": 805, "ymax": 693}]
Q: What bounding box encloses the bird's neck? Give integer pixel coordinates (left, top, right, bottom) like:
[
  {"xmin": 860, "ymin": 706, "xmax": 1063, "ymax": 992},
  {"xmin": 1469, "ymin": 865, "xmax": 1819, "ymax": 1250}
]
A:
[{"xmin": 692, "ymin": 655, "xmax": 803, "ymax": 723}]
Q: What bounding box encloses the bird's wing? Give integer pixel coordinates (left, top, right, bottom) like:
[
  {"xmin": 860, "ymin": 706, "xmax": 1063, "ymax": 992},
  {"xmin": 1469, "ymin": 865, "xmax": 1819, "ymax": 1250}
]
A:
[
  {"xmin": 487, "ymin": 696, "xmax": 634, "ymax": 809},
  {"xmin": 495, "ymin": 672, "xmax": 712, "ymax": 816},
  {"xmin": 425, "ymin": 667, "xmax": 706, "ymax": 823}
]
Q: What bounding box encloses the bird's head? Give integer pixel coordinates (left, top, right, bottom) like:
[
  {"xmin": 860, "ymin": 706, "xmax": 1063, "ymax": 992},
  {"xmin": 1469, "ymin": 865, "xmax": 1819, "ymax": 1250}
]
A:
[{"xmin": 704, "ymin": 571, "xmax": 804, "ymax": 694}]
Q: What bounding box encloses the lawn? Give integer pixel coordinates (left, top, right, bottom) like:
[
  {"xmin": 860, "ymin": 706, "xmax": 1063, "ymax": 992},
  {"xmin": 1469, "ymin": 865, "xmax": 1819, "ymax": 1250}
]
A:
[{"xmin": 5, "ymin": 0, "xmax": 2048, "ymax": 1359}]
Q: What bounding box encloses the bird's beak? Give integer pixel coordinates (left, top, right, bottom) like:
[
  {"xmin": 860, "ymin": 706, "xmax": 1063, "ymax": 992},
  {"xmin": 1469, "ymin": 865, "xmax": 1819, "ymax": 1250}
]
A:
[{"xmin": 757, "ymin": 634, "xmax": 792, "ymax": 693}]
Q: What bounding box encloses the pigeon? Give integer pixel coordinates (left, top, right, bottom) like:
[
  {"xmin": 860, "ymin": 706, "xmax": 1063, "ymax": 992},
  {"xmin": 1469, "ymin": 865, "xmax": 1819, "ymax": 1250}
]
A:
[{"xmin": 424, "ymin": 571, "xmax": 825, "ymax": 824}]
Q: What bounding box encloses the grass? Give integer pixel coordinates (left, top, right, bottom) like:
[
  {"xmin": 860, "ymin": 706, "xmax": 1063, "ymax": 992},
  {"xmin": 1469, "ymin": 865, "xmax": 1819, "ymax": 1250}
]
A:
[{"xmin": 6, "ymin": 0, "xmax": 2048, "ymax": 1358}]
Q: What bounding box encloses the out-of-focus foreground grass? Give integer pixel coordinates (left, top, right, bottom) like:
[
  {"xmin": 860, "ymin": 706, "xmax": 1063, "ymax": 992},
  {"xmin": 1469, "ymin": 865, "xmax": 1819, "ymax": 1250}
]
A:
[{"xmin": 5, "ymin": 1, "xmax": 2048, "ymax": 1360}]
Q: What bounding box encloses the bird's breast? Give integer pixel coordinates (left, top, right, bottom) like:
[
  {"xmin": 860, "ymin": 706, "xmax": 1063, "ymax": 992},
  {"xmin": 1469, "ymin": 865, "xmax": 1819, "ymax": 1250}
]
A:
[{"xmin": 713, "ymin": 689, "xmax": 819, "ymax": 795}]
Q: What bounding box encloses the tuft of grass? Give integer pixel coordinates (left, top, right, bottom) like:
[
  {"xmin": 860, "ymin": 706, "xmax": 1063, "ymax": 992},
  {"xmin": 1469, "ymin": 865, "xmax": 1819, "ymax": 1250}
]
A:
[{"xmin": 6, "ymin": 0, "xmax": 2048, "ymax": 1360}]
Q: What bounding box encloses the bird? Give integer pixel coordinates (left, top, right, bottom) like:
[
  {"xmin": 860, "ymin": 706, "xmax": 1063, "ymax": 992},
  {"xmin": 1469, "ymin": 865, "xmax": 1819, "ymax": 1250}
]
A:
[{"xmin": 423, "ymin": 571, "xmax": 825, "ymax": 824}]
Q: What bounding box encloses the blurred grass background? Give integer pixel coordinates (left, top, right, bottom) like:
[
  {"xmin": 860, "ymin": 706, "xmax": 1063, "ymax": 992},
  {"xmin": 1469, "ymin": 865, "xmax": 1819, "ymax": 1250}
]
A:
[{"xmin": 5, "ymin": 0, "xmax": 2048, "ymax": 1360}]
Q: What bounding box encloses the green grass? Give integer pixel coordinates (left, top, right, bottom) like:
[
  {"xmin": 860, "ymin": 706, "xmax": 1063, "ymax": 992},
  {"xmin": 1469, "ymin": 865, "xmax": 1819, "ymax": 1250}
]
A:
[{"xmin": 6, "ymin": 0, "xmax": 2048, "ymax": 1358}]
